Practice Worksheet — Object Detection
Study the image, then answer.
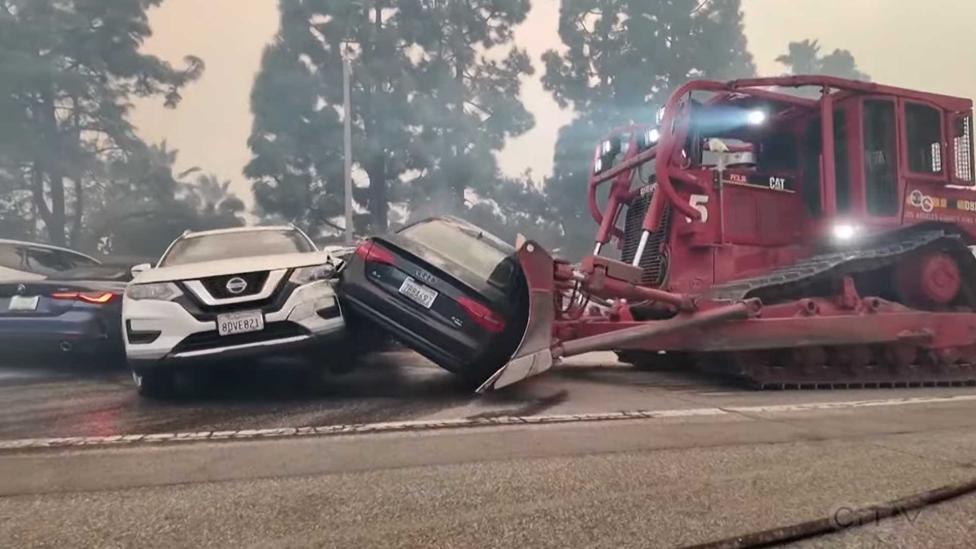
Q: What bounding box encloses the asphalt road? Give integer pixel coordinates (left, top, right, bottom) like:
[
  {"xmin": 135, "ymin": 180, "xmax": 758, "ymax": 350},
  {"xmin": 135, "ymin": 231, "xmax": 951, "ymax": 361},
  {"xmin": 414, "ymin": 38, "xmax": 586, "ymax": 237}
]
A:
[
  {"xmin": 5, "ymin": 350, "xmax": 976, "ymax": 441},
  {"xmin": 5, "ymin": 398, "xmax": 976, "ymax": 547},
  {"xmin": 5, "ymin": 351, "xmax": 976, "ymax": 547}
]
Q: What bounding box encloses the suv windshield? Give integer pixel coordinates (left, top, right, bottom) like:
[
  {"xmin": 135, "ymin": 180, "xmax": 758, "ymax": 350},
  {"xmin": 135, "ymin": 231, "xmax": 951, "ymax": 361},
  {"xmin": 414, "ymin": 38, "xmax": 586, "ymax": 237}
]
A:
[
  {"xmin": 0, "ymin": 243, "xmax": 100, "ymax": 276},
  {"xmin": 159, "ymin": 230, "xmax": 314, "ymax": 267},
  {"xmin": 399, "ymin": 219, "xmax": 513, "ymax": 283}
]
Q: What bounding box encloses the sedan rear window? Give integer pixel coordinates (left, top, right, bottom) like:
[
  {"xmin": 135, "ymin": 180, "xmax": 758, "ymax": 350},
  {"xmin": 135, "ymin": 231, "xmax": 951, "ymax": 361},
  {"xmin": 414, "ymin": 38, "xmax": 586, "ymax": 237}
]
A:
[
  {"xmin": 160, "ymin": 230, "xmax": 314, "ymax": 266},
  {"xmin": 0, "ymin": 243, "xmax": 100, "ymax": 275},
  {"xmin": 399, "ymin": 219, "xmax": 513, "ymax": 283}
]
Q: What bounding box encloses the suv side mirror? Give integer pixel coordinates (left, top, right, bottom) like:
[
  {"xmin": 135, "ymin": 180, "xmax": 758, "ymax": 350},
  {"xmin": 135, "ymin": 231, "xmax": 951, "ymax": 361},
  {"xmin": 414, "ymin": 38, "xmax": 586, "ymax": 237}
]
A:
[{"xmin": 130, "ymin": 263, "xmax": 152, "ymax": 278}]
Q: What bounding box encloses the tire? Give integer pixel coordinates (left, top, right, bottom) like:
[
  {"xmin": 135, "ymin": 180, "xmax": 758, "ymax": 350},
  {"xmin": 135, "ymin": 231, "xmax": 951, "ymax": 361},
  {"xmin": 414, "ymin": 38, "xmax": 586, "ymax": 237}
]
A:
[
  {"xmin": 131, "ymin": 370, "xmax": 173, "ymax": 399},
  {"xmin": 308, "ymin": 338, "xmax": 367, "ymax": 375},
  {"xmin": 322, "ymin": 312, "xmax": 395, "ymax": 374},
  {"xmin": 344, "ymin": 309, "xmax": 397, "ymax": 350}
]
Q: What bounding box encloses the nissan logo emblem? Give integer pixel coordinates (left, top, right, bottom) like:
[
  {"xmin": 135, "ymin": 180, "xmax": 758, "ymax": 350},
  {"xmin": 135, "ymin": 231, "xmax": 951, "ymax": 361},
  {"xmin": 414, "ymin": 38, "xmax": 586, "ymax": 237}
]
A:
[
  {"xmin": 225, "ymin": 277, "xmax": 248, "ymax": 295},
  {"xmin": 15, "ymin": 284, "xmax": 26, "ymax": 295}
]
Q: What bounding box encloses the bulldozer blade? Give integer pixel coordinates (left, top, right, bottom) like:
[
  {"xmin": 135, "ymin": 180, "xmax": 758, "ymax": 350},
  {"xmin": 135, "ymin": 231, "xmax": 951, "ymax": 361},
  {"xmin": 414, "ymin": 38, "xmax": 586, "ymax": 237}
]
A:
[{"xmin": 477, "ymin": 236, "xmax": 556, "ymax": 393}]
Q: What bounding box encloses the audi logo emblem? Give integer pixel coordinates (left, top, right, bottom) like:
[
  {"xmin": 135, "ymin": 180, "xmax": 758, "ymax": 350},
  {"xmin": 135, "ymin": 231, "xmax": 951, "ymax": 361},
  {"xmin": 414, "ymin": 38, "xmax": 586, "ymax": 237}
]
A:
[
  {"xmin": 225, "ymin": 277, "xmax": 248, "ymax": 295},
  {"xmin": 415, "ymin": 268, "xmax": 437, "ymax": 285}
]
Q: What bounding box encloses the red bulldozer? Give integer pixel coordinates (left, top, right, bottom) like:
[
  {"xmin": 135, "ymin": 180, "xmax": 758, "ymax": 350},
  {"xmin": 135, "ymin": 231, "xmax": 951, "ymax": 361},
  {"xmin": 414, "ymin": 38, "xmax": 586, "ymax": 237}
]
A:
[{"xmin": 481, "ymin": 76, "xmax": 976, "ymax": 391}]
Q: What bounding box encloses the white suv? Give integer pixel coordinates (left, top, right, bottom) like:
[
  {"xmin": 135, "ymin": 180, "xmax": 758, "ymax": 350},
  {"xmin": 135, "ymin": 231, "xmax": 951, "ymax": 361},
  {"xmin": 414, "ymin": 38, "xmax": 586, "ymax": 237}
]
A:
[{"xmin": 122, "ymin": 226, "xmax": 344, "ymax": 397}]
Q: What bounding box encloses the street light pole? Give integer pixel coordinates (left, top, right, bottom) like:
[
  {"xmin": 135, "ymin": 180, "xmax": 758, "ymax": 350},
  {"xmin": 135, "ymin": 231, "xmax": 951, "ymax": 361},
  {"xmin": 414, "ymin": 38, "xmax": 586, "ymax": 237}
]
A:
[{"xmin": 342, "ymin": 56, "xmax": 354, "ymax": 245}]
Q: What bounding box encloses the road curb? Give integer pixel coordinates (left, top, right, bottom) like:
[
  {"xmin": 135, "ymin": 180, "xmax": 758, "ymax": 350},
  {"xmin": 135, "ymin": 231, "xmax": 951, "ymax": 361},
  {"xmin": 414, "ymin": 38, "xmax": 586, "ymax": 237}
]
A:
[{"xmin": 2, "ymin": 394, "xmax": 976, "ymax": 452}]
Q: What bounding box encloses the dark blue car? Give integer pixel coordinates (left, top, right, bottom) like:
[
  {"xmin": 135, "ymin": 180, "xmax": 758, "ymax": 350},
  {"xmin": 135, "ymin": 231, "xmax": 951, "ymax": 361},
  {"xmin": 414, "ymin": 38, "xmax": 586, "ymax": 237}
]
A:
[{"xmin": 0, "ymin": 240, "xmax": 130, "ymax": 365}]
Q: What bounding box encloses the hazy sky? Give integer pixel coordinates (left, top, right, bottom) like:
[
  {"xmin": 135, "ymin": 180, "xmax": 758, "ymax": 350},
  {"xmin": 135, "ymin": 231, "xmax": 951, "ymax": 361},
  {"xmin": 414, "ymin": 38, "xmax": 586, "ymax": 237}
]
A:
[{"xmin": 131, "ymin": 0, "xmax": 976, "ymax": 205}]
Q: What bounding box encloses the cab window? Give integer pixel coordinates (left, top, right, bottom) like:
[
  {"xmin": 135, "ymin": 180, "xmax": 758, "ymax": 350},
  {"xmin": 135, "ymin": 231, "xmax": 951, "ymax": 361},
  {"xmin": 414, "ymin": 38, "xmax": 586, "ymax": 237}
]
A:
[
  {"xmin": 833, "ymin": 109, "xmax": 851, "ymax": 213},
  {"xmin": 0, "ymin": 245, "xmax": 98, "ymax": 276},
  {"xmin": 905, "ymin": 103, "xmax": 944, "ymax": 175},
  {"xmin": 953, "ymin": 115, "xmax": 974, "ymax": 183},
  {"xmin": 863, "ymin": 99, "xmax": 899, "ymax": 216}
]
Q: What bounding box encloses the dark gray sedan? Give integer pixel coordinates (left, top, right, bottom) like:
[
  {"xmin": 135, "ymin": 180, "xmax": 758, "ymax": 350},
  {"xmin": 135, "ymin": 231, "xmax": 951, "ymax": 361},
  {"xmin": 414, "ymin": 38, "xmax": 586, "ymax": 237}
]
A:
[{"xmin": 337, "ymin": 217, "xmax": 527, "ymax": 386}]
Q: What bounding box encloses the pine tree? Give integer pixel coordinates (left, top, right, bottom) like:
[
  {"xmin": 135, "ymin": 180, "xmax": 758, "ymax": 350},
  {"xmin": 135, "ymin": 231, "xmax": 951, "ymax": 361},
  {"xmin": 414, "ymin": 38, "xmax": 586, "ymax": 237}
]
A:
[
  {"xmin": 0, "ymin": 0, "xmax": 203, "ymax": 246},
  {"xmin": 247, "ymin": 0, "xmax": 537, "ymax": 236},
  {"xmin": 247, "ymin": 0, "xmax": 418, "ymax": 235},
  {"xmin": 776, "ymin": 39, "xmax": 870, "ymax": 81},
  {"xmin": 542, "ymin": 0, "xmax": 755, "ymax": 259},
  {"xmin": 398, "ymin": 0, "xmax": 534, "ymax": 219}
]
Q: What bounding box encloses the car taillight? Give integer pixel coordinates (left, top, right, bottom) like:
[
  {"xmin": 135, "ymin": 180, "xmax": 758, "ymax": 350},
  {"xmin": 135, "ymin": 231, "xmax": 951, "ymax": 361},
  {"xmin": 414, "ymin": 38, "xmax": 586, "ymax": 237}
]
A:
[
  {"xmin": 51, "ymin": 291, "xmax": 117, "ymax": 304},
  {"xmin": 79, "ymin": 292, "xmax": 117, "ymax": 304},
  {"xmin": 457, "ymin": 296, "xmax": 506, "ymax": 333},
  {"xmin": 355, "ymin": 241, "xmax": 396, "ymax": 265}
]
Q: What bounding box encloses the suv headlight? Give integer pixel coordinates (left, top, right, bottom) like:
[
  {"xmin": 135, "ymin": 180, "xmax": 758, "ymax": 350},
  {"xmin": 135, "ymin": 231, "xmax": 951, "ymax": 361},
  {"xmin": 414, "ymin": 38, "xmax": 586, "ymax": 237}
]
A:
[
  {"xmin": 125, "ymin": 282, "xmax": 182, "ymax": 301},
  {"xmin": 290, "ymin": 263, "xmax": 337, "ymax": 284}
]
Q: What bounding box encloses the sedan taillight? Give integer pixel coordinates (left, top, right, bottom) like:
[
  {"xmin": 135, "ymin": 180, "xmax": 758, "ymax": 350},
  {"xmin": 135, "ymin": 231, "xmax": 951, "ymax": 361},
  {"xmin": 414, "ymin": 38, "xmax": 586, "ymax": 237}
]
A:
[
  {"xmin": 457, "ymin": 296, "xmax": 505, "ymax": 333},
  {"xmin": 51, "ymin": 291, "xmax": 117, "ymax": 304},
  {"xmin": 355, "ymin": 241, "xmax": 396, "ymax": 265}
]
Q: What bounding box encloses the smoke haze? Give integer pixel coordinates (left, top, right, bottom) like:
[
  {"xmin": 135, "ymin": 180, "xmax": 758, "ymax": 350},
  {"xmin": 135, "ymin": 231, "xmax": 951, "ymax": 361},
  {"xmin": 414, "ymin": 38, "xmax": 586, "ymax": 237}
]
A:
[{"xmin": 130, "ymin": 0, "xmax": 976, "ymax": 206}]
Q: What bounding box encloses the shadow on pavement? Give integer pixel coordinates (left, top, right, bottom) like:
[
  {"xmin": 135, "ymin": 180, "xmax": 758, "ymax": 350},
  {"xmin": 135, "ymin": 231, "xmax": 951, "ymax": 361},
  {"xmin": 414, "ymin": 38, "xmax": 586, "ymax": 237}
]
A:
[
  {"xmin": 148, "ymin": 350, "xmax": 480, "ymax": 404},
  {"xmin": 554, "ymin": 363, "xmax": 744, "ymax": 391},
  {"xmin": 466, "ymin": 389, "xmax": 569, "ymax": 419}
]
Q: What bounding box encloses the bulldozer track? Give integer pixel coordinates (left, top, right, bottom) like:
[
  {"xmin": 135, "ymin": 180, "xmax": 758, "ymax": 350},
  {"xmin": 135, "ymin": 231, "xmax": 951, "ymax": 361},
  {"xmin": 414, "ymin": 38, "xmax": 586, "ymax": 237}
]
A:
[
  {"xmin": 714, "ymin": 345, "xmax": 976, "ymax": 390},
  {"xmin": 622, "ymin": 344, "xmax": 976, "ymax": 391},
  {"xmin": 710, "ymin": 228, "xmax": 976, "ymax": 389},
  {"xmin": 619, "ymin": 348, "xmax": 976, "ymax": 390},
  {"xmin": 708, "ymin": 229, "xmax": 971, "ymax": 303},
  {"xmin": 625, "ymin": 228, "xmax": 976, "ymax": 390}
]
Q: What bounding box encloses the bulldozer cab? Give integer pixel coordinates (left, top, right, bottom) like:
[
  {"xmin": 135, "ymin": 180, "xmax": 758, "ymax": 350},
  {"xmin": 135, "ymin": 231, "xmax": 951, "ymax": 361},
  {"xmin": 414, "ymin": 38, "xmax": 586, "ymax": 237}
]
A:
[
  {"xmin": 800, "ymin": 92, "xmax": 975, "ymax": 238},
  {"xmin": 585, "ymin": 77, "xmax": 976, "ymax": 294},
  {"xmin": 664, "ymin": 86, "xmax": 976, "ymax": 241}
]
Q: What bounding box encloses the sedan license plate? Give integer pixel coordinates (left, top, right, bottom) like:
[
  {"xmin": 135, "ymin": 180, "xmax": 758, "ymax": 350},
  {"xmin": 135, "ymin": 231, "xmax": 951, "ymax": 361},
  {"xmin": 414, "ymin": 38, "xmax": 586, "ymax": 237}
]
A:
[
  {"xmin": 217, "ymin": 310, "xmax": 264, "ymax": 336},
  {"xmin": 8, "ymin": 295, "xmax": 39, "ymax": 312},
  {"xmin": 398, "ymin": 277, "xmax": 438, "ymax": 309}
]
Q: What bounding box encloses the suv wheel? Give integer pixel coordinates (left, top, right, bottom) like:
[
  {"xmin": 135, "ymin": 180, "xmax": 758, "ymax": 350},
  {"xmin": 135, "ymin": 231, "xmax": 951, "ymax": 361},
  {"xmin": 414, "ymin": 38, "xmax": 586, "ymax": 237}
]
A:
[{"xmin": 132, "ymin": 370, "xmax": 173, "ymax": 399}]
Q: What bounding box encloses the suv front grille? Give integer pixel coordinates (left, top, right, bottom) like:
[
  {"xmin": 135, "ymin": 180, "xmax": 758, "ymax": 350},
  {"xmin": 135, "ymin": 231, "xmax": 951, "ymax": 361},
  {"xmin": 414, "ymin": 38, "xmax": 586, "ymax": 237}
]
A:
[
  {"xmin": 199, "ymin": 271, "xmax": 270, "ymax": 299},
  {"xmin": 177, "ymin": 274, "xmax": 297, "ymax": 317},
  {"xmin": 171, "ymin": 321, "xmax": 310, "ymax": 355}
]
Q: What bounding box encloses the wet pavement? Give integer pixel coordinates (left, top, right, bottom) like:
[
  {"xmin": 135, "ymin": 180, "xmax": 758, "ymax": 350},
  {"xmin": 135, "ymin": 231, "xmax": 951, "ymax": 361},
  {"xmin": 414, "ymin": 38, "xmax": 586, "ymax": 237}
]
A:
[
  {"xmin": 5, "ymin": 349, "xmax": 976, "ymax": 441},
  {"xmin": 0, "ymin": 351, "xmax": 474, "ymax": 440}
]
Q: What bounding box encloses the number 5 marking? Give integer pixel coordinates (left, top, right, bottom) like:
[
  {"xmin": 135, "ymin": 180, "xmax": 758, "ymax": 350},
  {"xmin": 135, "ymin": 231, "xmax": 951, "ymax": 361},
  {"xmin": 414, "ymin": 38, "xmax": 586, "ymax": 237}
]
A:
[{"xmin": 687, "ymin": 194, "xmax": 709, "ymax": 223}]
